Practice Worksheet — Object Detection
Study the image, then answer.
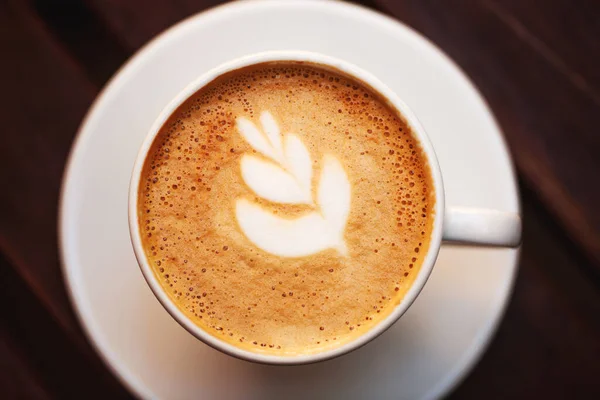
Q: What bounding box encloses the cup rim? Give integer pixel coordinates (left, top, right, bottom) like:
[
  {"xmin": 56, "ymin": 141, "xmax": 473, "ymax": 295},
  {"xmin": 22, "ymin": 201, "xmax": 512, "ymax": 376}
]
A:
[{"xmin": 128, "ymin": 50, "xmax": 445, "ymax": 365}]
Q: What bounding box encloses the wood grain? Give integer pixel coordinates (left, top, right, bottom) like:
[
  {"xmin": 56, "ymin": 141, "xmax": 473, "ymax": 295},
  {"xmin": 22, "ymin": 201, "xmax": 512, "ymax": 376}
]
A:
[
  {"xmin": 0, "ymin": 331, "xmax": 51, "ymax": 400},
  {"xmin": 32, "ymin": 0, "xmax": 129, "ymax": 85},
  {"xmin": 489, "ymin": 0, "xmax": 600, "ymax": 98},
  {"xmin": 0, "ymin": 0, "xmax": 94, "ymax": 334},
  {"xmin": 85, "ymin": 0, "xmax": 223, "ymax": 51},
  {"xmin": 0, "ymin": 2, "xmax": 133, "ymax": 397},
  {"xmin": 0, "ymin": 256, "xmax": 132, "ymax": 399},
  {"xmin": 0, "ymin": 0, "xmax": 598, "ymax": 398}
]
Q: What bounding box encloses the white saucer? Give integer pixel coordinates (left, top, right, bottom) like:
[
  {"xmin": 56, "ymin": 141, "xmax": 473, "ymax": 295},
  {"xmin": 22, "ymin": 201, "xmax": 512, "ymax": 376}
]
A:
[{"xmin": 60, "ymin": 1, "xmax": 520, "ymax": 399}]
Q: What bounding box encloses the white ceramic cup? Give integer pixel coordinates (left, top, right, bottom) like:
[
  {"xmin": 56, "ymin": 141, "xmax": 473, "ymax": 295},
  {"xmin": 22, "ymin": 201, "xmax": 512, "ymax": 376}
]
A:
[{"xmin": 129, "ymin": 51, "xmax": 521, "ymax": 365}]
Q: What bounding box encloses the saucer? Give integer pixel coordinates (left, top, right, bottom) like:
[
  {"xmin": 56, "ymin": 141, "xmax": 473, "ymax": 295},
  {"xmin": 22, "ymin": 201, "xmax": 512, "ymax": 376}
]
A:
[{"xmin": 60, "ymin": 1, "xmax": 520, "ymax": 399}]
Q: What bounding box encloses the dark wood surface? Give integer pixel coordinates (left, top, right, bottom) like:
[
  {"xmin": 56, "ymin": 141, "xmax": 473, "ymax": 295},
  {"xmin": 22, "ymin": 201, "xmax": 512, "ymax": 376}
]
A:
[{"xmin": 1, "ymin": 0, "xmax": 599, "ymax": 398}]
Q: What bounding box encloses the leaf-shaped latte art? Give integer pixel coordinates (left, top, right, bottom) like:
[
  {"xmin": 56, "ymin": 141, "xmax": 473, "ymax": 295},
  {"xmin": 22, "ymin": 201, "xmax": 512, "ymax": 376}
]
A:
[
  {"xmin": 260, "ymin": 112, "xmax": 283, "ymax": 157},
  {"xmin": 240, "ymin": 154, "xmax": 312, "ymax": 204},
  {"xmin": 236, "ymin": 199, "xmax": 347, "ymax": 258},
  {"xmin": 284, "ymin": 134, "xmax": 313, "ymax": 197},
  {"xmin": 236, "ymin": 116, "xmax": 283, "ymax": 164},
  {"xmin": 235, "ymin": 111, "xmax": 350, "ymax": 257},
  {"xmin": 317, "ymin": 155, "xmax": 351, "ymax": 252}
]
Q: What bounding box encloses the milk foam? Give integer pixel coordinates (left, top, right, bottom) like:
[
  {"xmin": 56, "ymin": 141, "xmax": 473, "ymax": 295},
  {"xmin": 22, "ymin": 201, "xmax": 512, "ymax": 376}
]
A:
[
  {"xmin": 236, "ymin": 112, "xmax": 350, "ymax": 257},
  {"xmin": 139, "ymin": 63, "xmax": 435, "ymax": 356}
]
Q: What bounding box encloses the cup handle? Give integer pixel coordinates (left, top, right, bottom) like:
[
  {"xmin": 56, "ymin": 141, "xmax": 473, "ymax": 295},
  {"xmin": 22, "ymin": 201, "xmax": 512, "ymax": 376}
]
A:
[{"xmin": 442, "ymin": 206, "xmax": 522, "ymax": 247}]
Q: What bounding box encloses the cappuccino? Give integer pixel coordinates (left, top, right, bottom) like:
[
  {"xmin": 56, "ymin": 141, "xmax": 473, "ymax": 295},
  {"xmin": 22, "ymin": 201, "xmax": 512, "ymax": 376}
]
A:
[{"xmin": 138, "ymin": 62, "xmax": 434, "ymax": 355}]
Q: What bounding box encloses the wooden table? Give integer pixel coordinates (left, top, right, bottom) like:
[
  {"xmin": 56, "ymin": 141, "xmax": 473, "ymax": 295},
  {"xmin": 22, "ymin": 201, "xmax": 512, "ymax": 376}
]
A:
[{"xmin": 1, "ymin": 0, "xmax": 599, "ymax": 398}]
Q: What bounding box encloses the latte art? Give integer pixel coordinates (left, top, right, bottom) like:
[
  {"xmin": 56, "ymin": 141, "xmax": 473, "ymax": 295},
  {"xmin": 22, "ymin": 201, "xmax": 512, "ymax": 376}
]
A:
[
  {"xmin": 235, "ymin": 111, "xmax": 350, "ymax": 257},
  {"xmin": 138, "ymin": 62, "xmax": 435, "ymax": 356}
]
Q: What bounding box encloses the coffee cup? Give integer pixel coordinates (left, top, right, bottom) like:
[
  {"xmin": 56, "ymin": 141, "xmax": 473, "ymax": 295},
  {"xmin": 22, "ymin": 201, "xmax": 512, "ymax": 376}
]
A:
[{"xmin": 129, "ymin": 51, "xmax": 521, "ymax": 365}]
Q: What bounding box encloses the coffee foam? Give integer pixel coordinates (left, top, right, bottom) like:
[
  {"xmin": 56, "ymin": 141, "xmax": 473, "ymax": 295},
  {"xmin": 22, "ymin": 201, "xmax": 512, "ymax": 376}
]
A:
[
  {"xmin": 138, "ymin": 62, "xmax": 435, "ymax": 355},
  {"xmin": 235, "ymin": 114, "xmax": 351, "ymax": 257}
]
